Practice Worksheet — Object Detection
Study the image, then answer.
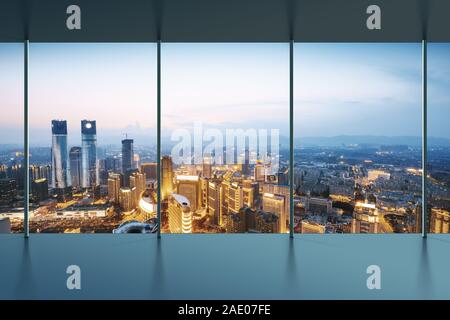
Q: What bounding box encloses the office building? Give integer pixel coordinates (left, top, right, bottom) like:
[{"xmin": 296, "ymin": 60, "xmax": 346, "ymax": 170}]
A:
[
  {"xmin": 161, "ymin": 156, "xmax": 174, "ymax": 200},
  {"xmin": 32, "ymin": 178, "xmax": 49, "ymax": 202},
  {"xmin": 168, "ymin": 193, "xmax": 193, "ymax": 234},
  {"xmin": 108, "ymin": 173, "xmax": 121, "ymax": 204},
  {"xmin": 351, "ymin": 202, "xmax": 380, "ymax": 233},
  {"xmin": 51, "ymin": 120, "xmax": 72, "ymax": 200},
  {"xmin": 141, "ymin": 162, "xmax": 157, "ymax": 181},
  {"xmin": 121, "ymin": 139, "xmax": 134, "ymax": 174},
  {"xmin": 429, "ymin": 208, "xmax": 450, "ymax": 233},
  {"xmin": 208, "ymin": 180, "xmax": 222, "ymax": 226},
  {"xmin": 69, "ymin": 146, "xmax": 82, "ymax": 190},
  {"xmin": 81, "ymin": 120, "xmax": 98, "ymax": 189},
  {"xmin": 176, "ymin": 175, "xmax": 200, "ymax": 211},
  {"xmin": 0, "ymin": 178, "xmax": 17, "ymax": 205}
]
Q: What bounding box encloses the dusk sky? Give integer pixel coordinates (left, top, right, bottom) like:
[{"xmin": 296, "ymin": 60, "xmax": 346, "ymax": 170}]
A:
[{"xmin": 0, "ymin": 42, "xmax": 449, "ymax": 146}]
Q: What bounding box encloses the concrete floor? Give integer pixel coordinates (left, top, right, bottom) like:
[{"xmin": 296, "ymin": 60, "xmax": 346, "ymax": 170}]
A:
[{"xmin": 0, "ymin": 233, "xmax": 448, "ymax": 299}]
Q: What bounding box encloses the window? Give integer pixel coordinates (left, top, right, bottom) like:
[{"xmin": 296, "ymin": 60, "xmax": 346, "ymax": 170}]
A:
[
  {"xmin": 161, "ymin": 43, "xmax": 290, "ymax": 233},
  {"xmin": 294, "ymin": 43, "xmax": 422, "ymax": 234},
  {"xmin": 28, "ymin": 43, "xmax": 157, "ymax": 233},
  {"xmin": 427, "ymin": 43, "xmax": 450, "ymax": 233},
  {"xmin": 0, "ymin": 43, "xmax": 24, "ymax": 233}
]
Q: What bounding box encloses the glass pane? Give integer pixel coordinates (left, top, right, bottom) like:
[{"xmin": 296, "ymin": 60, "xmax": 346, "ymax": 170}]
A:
[
  {"xmin": 0, "ymin": 43, "xmax": 24, "ymax": 234},
  {"xmin": 428, "ymin": 43, "xmax": 450, "ymax": 233},
  {"xmin": 294, "ymin": 43, "xmax": 422, "ymax": 234},
  {"xmin": 29, "ymin": 43, "xmax": 157, "ymax": 234},
  {"xmin": 162, "ymin": 43, "xmax": 290, "ymax": 233}
]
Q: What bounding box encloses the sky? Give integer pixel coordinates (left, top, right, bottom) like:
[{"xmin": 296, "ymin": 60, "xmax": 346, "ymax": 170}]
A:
[{"xmin": 0, "ymin": 42, "xmax": 449, "ymax": 146}]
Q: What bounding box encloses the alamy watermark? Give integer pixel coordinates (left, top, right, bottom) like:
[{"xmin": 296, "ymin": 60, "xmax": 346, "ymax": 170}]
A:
[{"xmin": 170, "ymin": 122, "xmax": 280, "ymax": 175}]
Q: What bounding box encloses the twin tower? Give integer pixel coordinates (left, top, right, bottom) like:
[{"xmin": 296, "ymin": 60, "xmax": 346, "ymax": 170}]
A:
[{"xmin": 51, "ymin": 120, "xmax": 97, "ymax": 199}]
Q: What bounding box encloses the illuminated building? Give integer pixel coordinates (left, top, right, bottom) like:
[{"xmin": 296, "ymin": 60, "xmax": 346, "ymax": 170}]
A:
[
  {"xmin": 0, "ymin": 178, "xmax": 17, "ymax": 205},
  {"xmin": 208, "ymin": 180, "xmax": 222, "ymax": 226},
  {"xmin": 199, "ymin": 176, "xmax": 209, "ymax": 208},
  {"xmin": 262, "ymin": 192, "xmax": 285, "ymax": 233},
  {"xmin": 161, "ymin": 156, "xmax": 174, "ymax": 200},
  {"xmin": 141, "ymin": 162, "xmax": 157, "ymax": 181},
  {"xmin": 300, "ymin": 221, "xmax": 326, "ymax": 234},
  {"xmin": 130, "ymin": 171, "xmax": 146, "ymax": 199},
  {"xmin": 32, "ymin": 178, "xmax": 48, "ymax": 202},
  {"xmin": 429, "ymin": 208, "xmax": 450, "ymax": 233},
  {"xmin": 254, "ymin": 163, "xmax": 265, "ymax": 182},
  {"xmin": 262, "ymin": 184, "xmax": 290, "ymax": 232},
  {"xmin": 351, "ymin": 202, "xmax": 380, "ymax": 233},
  {"xmin": 81, "ymin": 120, "xmax": 98, "ymax": 189},
  {"xmin": 368, "ymin": 169, "xmax": 391, "ymax": 182},
  {"xmin": 69, "ymin": 146, "xmax": 82, "ymax": 190},
  {"xmin": 168, "ymin": 193, "xmax": 192, "ymax": 233},
  {"xmin": 133, "ymin": 153, "xmax": 140, "ymax": 169},
  {"xmin": 176, "ymin": 175, "xmax": 200, "ymax": 211},
  {"xmin": 227, "ymin": 182, "xmax": 243, "ymax": 214},
  {"xmin": 121, "ymin": 138, "xmax": 134, "ymax": 174},
  {"xmin": 242, "ymin": 149, "xmax": 250, "ymax": 176},
  {"xmin": 203, "ymin": 155, "xmax": 212, "ymax": 178},
  {"xmin": 242, "ymin": 185, "xmax": 255, "ymax": 209},
  {"xmin": 119, "ymin": 187, "xmax": 136, "ymax": 212},
  {"xmin": 51, "ymin": 120, "xmax": 72, "ymax": 200},
  {"xmin": 107, "ymin": 173, "xmax": 121, "ymax": 204}
]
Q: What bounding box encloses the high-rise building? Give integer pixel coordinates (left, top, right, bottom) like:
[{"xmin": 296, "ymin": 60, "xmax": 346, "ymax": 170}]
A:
[
  {"xmin": 121, "ymin": 139, "xmax": 134, "ymax": 174},
  {"xmin": 351, "ymin": 202, "xmax": 380, "ymax": 233},
  {"xmin": 429, "ymin": 208, "xmax": 450, "ymax": 233},
  {"xmin": 227, "ymin": 182, "xmax": 243, "ymax": 214},
  {"xmin": 0, "ymin": 178, "xmax": 17, "ymax": 205},
  {"xmin": 81, "ymin": 120, "xmax": 98, "ymax": 189},
  {"xmin": 108, "ymin": 173, "xmax": 121, "ymax": 204},
  {"xmin": 176, "ymin": 175, "xmax": 200, "ymax": 211},
  {"xmin": 130, "ymin": 171, "xmax": 146, "ymax": 199},
  {"xmin": 262, "ymin": 192, "xmax": 286, "ymax": 233},
  {"xmin": 168, "ymin": 193, "xmax": 192, "ymax": 234},
  {"xmin": 69, "ymin": 146, "xmax": 82, "ymax": 190},
  {"xmin": 203, "ymin": 156, "xmax": 212, "ymax": 178},
  {"xmin": 51, "ymin": 120, "xmax": 72, "ymax": 200},
  {"xmin": 161, "ymin": 156, "xmax": 174, "ymax": 201},
  {"xmin": 254, "ymin": 163, "xmax": 265, "ymax": 182},
  {"xmin": 141, "ymin": 163, "xmax": 157, "ymax": 181},
  {"xmin": 208, "ymin": 180, "xmax": 222, "ymax": 226},
  {"xmin": 105, "ymin": 156, "xmax": 121, "ymax": 173},
  {"xmin": 119, "ymin": 187, "xmax": 136, "ymax": 212},
  {"xmin": 32, "ymin": 178, "xmax": 49, "ymax": 202}
]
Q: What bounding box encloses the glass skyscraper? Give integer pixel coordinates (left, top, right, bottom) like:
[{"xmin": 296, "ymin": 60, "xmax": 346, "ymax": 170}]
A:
[
  {"xmin": 51, "ymin": 120, "xmax": 71, "ymax": 190},
  {"xmin": 121, "ymin": 138, "xmax": 134, "ymax": 174},
  {"xmin": 69, "ymin": 146, "xmax": 82, "ymax": 190},
  {"xmin": 81, "ymin": 120, "xmax": 98, "ymax": 189}
]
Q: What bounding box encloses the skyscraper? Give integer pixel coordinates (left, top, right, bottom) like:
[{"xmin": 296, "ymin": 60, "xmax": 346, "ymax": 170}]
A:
[
  {"xmin": 51, "ymin": 120, "xmax": 72, "ymax": 200},
  {"xmin": 161, "ymin": 156, "xmax": 174, "ymax": 201},
  {"xmin": 107, "ymin": 173, "xmax": 121, "ymax": 204},
  {"xmin": 203, "ymin": 155, "xmax": 212, "ymax": 178},
  {"xmin": 121, "ymin": 139, "xmax": 134, "ymax": 174},
  {"xmin": 69, "ymin": 146, "xmax": 82, "ymax": 190},
  {"xmin": 176, "ymin": 175, "xmax": 200, "ymax": 211},
  {"xmin": 81, "ymin": 120, "xmax": 98, "ymax": 189},
  {"xmin": 168, "ymin": 193, "xmax": 192, "ymax": 234}
]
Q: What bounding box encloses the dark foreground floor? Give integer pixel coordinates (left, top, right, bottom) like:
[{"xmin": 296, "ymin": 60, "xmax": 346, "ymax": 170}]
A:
[{"xmin": 0, "ymin": 234, "xmax": 448, "ymax": 299}]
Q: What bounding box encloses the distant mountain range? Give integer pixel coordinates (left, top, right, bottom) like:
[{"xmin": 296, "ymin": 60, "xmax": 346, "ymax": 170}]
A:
[{"xmin": 3, "ymin": 135, "xmax": 450, "ymax": 150}]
